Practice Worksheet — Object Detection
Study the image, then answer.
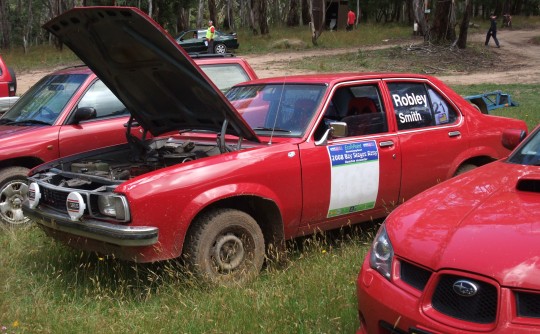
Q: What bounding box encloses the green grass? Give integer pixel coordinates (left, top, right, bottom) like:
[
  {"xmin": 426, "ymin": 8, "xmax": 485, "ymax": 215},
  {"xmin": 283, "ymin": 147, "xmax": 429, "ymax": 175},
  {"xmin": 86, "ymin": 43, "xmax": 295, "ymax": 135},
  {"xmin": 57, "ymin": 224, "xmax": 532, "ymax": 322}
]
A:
[{"xmin": 0, "ymin": 224, "xmax": 376, "ymax": 333}]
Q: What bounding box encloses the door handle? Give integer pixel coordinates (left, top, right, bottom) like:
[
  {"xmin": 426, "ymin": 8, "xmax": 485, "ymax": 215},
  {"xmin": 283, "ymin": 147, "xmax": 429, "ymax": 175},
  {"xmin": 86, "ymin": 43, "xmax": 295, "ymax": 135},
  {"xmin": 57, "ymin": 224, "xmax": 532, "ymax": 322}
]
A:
[
  {"xmin": 448, "ymin": 131, "xmax": 461, "ymax": 137},
  {"xmin": 379, "ymin": 140, "xmax": 394, "ymax": 147}
]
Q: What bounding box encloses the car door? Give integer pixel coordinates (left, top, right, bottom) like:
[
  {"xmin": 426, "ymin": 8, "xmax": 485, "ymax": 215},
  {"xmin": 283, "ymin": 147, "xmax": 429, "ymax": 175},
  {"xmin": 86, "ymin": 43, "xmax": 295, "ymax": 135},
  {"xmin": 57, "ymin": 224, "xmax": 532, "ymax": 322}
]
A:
[
  {"xmin": 57, "ymin": 79, "xmax": 141, "ymax": 157},
  {"xmin": 298, "ymin": 81, "xmax": 402, "ymax": 231},
  {"xmin": 384, "ymin": 79, "xmax": 464, "ymax": 201}
]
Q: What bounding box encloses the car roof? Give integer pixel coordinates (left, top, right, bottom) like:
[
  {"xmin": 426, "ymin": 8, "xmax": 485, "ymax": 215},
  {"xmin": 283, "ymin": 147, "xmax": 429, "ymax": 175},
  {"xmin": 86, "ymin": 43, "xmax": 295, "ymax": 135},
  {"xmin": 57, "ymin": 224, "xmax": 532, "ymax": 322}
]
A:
[
  {"xmin": 43, "ymin": 7, "xmax": 258, "ymax": 142},
  {"xmin": 233, "ymin": 72, "xmax": 435, "ymax": 86}
]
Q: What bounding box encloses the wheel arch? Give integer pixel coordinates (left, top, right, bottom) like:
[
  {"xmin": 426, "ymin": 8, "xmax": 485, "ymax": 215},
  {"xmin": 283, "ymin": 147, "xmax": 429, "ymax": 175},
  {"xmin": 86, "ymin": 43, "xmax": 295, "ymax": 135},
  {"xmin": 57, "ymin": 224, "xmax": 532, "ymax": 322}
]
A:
[
  {"xmin": 0, "ymin": 156, "xmax": 45, "ymax": 170},
  {"xmin": 451, "ymin": 155, "xmax": 496, "ymax": 177},
  {"xmin": 183, "ymin": 195, "xmax": 285, "ymax": 256}
]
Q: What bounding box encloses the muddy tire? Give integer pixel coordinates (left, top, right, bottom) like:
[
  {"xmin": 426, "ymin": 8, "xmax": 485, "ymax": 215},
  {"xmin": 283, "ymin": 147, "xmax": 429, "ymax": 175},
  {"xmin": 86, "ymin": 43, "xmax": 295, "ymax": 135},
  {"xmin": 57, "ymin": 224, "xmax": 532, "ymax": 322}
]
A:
[
  {"xmin": 0, "ymin": 167, "xmax": 30, "ymax": 226},
  {"xmin": 455, "ymin": 163, "xmax": 477, "ymax": 176},
  {"xmin": 184, "ymin": 208, "xmax": 265, "ymax": 285}
]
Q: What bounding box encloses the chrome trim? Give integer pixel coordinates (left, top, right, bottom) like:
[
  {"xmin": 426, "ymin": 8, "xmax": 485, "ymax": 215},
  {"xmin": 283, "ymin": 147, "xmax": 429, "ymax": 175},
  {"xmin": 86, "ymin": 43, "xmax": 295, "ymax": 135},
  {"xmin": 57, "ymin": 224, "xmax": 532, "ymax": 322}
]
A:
[
  {"xmin": 23, "ymin": 202, "xmax": 158, "ymax": 247},
  {"xmin": 448, "ymin": 130, "xmax": 461, "ymax": 137}
]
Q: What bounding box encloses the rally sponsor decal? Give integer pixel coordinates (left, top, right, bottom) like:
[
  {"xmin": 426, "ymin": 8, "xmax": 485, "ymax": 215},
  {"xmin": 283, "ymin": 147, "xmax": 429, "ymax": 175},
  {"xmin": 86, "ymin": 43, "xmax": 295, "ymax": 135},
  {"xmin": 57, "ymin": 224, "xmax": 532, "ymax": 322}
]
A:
[
  {"xmin": 392, "ymin": 92, "xmax": 428, "ymax": 125},
  {"xmin": 326, "ymin": 141, "xmax": 379, "ymax": 217}
]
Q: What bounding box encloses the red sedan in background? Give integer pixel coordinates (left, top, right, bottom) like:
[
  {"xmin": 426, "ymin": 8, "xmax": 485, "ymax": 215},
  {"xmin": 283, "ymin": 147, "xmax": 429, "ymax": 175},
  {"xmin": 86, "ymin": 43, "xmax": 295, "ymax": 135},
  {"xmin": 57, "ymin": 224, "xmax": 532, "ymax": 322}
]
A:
[
  {"xmin": 0, "ymin": 55, "xmax": 17, "ymax": 113},
  {"xmin": 357, "ymin": 125, "xmax": 540, "ymax": 333}
]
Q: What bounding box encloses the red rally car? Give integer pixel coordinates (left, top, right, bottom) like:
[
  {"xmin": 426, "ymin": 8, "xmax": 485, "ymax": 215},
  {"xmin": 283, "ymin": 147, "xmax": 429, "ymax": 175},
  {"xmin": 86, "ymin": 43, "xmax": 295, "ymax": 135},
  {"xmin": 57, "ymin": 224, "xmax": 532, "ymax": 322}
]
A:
[
  {"xmin": 356, "ymin": 125, "xmax": 540, "ymax": 333},
  {"xmin": 23, "ymin": 7, "xmax": 527, "ymax": 284}
]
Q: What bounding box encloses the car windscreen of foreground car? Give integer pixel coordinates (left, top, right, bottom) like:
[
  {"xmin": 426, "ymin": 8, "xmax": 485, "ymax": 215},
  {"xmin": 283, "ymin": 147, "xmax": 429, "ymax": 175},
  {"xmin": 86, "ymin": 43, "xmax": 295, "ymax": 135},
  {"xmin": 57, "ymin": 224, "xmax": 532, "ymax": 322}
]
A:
[
  {"xmin": 356, "ymin": 126, "xmax": 539, "ymax": 333},
  {"xmin": 23, "ymin": 6, "xmax": 527, "ymax": 286}
]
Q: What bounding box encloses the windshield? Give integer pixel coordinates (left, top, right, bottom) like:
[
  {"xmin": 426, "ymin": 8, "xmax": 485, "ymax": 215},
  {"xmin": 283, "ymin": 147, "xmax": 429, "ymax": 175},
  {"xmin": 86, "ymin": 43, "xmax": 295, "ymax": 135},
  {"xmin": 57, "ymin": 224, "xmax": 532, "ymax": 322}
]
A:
[
  {"xmin": 0, "ymin": 73, "xmax": 87, "ymax": 125},
  {"xmin": 508, "ymin": 127, "xmax": 540, "ymax": 166},
  {"xmin": 227, "ymin": 84, "xmax": 325, "ymax": 137}
]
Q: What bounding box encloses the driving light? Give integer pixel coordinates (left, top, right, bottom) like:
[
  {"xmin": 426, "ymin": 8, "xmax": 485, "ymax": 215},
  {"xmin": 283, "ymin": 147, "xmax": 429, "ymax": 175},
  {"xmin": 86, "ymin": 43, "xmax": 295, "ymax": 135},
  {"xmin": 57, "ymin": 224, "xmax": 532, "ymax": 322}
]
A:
[{"xmin": 369, "ymin": 223, "xmax": 394, "ymax": 280}]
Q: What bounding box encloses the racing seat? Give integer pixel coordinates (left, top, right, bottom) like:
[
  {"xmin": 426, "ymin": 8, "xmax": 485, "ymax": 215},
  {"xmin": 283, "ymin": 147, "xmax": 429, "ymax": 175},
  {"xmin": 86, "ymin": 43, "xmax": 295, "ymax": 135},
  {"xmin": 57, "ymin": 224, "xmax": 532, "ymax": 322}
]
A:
[
  {"xmin": 347, "ymin": 97, "xmax": 377, "ymax": 116},
  {"xmin": 341, "ymin": 112, "xmax": 387, "ymax": 136}
]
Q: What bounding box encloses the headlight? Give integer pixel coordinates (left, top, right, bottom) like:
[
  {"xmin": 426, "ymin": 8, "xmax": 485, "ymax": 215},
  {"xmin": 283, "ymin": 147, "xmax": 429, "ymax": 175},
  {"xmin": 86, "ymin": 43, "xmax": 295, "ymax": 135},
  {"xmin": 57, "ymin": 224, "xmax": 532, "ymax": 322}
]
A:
[
  {"xmin": 97, "ymin": 195, "xmax": 129, "ymax": 221},
  {"xmin": 369, "ymin": 223, "xmax": 394, "ymax": 280}
]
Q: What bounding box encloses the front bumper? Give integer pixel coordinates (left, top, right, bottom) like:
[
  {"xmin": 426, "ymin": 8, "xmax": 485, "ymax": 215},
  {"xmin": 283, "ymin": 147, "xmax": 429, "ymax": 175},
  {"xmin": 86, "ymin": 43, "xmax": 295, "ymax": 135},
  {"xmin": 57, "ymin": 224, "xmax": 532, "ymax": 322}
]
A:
[
  {"xmin": 356, "ymin": 255, "xmax": 540, "ymax": 334},
  {"xmin": 23, "ymin": 202, "xmax": 158, "ymax": 247}
]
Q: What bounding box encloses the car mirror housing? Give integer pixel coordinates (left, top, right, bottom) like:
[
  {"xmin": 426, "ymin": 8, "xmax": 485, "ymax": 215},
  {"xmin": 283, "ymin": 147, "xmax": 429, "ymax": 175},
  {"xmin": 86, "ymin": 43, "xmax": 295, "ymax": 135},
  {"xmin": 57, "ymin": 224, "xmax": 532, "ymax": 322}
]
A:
[
  {"xmin": 502, "ymin": 128, "xmax": 527, "ymax": 151},
  {"xmin": 73, "ymin": 107, "xmax": 97, "ymax": 124}
]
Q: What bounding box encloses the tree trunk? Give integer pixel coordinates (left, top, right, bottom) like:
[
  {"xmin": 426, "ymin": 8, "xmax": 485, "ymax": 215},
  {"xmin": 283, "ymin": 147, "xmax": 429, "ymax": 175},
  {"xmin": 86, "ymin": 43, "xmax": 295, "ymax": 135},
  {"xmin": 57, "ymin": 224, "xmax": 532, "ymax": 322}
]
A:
[
  {"xmin": 456, "ymin": 0, "xmax": 472, "ymax": 49},
  {"xmin": 412, "ymin": 0, "xmax": 428, "ymax": 39},
  {"xmin": 429, "ymin": 0, "xmax": 455, "ymax": 44},
  {"xmin": 250, "ymin": 0, "xmax": 259, "ymax": 34},
  {"xmin": 208, "ymin": 0, "xmax": 216, "ymax": 24},
  {"xmin": 0, "ymin": 0, "xmax": 11, "ymax": 49},
  {"xmin": 301, "ymin": 0, "xmax": 310, "ymax": 25},
  {"xmin": 286, "ymin": 0, "xmax": 300, "ymax": 26},
  {"xmin": 197, "ymin": 0, "xmax": 204, "ymax": 27},
  {"xmin": 258, "ymin": 0, "xmax": 268, "ymax": 35},
  {"xmin": 309, "ymin": 0, "xmax": 324, "ymax": 46}
]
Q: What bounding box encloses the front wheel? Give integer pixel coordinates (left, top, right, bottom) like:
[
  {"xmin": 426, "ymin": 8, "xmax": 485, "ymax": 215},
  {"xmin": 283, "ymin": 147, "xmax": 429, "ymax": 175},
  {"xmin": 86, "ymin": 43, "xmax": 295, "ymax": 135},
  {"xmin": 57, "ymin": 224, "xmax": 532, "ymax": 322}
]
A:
[
  {"xmin": 0, "ymin": 167, "xmax": 31, "ymax": 226},
  {"xmin": 183, "ymin": 208, "xmax": 265, "ymax": 285},
  {"xmin": 214, "ymin": 43, "xmax": 227, "ymax": 54}
]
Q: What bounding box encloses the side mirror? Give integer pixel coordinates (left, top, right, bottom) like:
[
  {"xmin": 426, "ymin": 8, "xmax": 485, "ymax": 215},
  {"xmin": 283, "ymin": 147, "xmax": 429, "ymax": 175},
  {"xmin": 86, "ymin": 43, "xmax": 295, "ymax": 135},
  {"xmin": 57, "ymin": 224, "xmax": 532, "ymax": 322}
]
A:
[
  {"xmin": 502, "ymin": 128, "xmax": 527, "ymax": 150},
  {"xmin": 72, "ymin": 107, "xmax": 96, "ymax": 124},
  {"xmin": 315, "ymin": 121, "xmax": 348, "ymax": 146}
]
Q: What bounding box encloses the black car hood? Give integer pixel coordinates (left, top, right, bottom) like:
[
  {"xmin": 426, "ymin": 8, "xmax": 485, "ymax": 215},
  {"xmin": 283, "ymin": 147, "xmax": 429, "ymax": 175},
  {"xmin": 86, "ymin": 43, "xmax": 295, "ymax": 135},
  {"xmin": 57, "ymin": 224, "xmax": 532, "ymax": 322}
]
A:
[{"xmin": 43, "ymin": 7, "xmax": 258, "ymax": 141}]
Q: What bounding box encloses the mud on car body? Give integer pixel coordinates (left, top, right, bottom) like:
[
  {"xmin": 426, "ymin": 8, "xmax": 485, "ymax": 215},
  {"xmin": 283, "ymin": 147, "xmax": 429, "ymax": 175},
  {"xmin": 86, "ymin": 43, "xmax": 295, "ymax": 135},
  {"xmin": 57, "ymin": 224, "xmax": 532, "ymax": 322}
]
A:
[{"xmin": 23, "ymin": 7, "xmax": 527, "ymax": 284}]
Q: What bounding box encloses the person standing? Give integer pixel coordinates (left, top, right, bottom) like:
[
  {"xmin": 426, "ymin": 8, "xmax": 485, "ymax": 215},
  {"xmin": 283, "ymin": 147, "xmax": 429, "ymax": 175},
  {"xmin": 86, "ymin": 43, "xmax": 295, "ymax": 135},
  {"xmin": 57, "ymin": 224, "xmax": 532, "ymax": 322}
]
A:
[
  {"xmin": 485, "ymin": 13, "xmax": 500, "ymax": 48},
  {"xmin": 206, "ymin": 20, "xmax": 215, "ymax": 53},
  {"xmin": 346, "ymin": 9, "xmax": 356, "ymax": 31}
]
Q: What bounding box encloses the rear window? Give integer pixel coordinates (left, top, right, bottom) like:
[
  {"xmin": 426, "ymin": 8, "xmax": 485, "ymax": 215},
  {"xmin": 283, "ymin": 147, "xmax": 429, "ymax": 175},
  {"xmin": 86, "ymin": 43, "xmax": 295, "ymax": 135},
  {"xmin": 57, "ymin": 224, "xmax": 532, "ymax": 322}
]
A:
[{"xmin": 200, "ymin": 64, "xmax": 251, "ymax": 92}]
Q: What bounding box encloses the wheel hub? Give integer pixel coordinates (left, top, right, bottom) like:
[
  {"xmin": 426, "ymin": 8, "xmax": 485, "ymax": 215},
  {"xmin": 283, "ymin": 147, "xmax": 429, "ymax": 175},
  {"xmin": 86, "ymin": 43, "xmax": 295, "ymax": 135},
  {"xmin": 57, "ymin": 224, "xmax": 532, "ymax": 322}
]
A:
[
  {"xmin": 213, "ymin": 234, "xmax": 245, "ymax": 271},
  {"xmin": 0, "ymin": 181, "xmax": 29, "ymax": 225}
]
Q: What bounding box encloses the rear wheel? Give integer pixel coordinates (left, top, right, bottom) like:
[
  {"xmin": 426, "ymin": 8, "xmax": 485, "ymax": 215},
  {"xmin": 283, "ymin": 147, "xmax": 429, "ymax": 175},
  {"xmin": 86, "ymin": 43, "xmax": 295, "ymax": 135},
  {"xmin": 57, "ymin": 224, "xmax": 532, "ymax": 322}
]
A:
[
  {"xmin": 0, "ymin": 167, "xmax": 30, "ymax": 226},
  {"xmin": 184, "ymin": 208, "xmax": 265, "ymax": 285},
  {"xmin": 455, "ymin": 163, "xmax": 477, "ymax": 176},
  {"xmin": 214, "ymin": 43, "xmax": 227, "ymax": 54}
]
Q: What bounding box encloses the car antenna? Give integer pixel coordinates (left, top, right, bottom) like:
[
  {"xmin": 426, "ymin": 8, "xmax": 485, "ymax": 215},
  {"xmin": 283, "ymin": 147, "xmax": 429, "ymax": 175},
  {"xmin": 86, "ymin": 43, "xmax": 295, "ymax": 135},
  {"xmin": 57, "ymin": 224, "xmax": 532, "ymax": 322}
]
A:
[{"xmin": 268, "ymin": 82, "xmax": 287, "ymax": 145}]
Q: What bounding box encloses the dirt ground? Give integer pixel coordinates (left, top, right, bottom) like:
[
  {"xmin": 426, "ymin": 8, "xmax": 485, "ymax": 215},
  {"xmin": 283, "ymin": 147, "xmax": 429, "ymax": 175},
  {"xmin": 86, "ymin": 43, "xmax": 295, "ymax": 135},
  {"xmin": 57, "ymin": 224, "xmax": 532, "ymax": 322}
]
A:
[{"xmin": 16, "ymin": 28, "xmax": 540, "ymax": 95}]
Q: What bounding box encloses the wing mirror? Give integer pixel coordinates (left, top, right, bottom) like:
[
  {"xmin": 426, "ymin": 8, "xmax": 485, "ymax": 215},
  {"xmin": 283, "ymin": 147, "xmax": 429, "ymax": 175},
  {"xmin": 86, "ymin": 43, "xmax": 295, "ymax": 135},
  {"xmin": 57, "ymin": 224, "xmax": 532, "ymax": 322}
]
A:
[
  {"xmin": 315, "ymin": 121, "xmax": 348, "ymax": 146},
  {"xmin": 72, "ymin": 107, "xmax": 96, "ymax": 124},
  {"xmin": 502, "ymin": 128, "xmax": 527, "ymax": 151}
]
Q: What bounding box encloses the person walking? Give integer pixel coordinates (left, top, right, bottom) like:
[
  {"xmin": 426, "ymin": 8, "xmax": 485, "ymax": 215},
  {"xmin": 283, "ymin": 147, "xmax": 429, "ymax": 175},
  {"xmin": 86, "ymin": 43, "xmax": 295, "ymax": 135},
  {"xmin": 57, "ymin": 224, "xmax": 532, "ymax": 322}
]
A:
[
  {"xmin": 485, "ymin": 13, "xmax": 500, "ymax": 48},
  {"xmin": 206, "ymin": 20, "xmax": 215, "ymax": 53},
  {"xmin": 346, "ymin": 9, "xmax": 356, "ymax": 31}
]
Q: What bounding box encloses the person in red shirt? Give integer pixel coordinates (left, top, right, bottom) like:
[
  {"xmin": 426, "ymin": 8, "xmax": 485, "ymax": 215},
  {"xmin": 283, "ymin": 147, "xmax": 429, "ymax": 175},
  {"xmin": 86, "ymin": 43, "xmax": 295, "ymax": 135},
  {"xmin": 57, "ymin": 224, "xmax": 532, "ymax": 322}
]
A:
[{"xmin": 347, "ymin": 9, "xmax": 356, "ymax": 31}]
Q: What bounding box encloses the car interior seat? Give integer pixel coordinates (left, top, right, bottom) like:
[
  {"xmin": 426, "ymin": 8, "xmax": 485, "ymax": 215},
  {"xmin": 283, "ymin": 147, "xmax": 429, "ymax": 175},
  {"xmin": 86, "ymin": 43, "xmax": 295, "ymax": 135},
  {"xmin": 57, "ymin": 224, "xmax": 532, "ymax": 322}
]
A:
[{"xmin": 347, "ymin": 97, "xmax": 377, "ymax": 116}]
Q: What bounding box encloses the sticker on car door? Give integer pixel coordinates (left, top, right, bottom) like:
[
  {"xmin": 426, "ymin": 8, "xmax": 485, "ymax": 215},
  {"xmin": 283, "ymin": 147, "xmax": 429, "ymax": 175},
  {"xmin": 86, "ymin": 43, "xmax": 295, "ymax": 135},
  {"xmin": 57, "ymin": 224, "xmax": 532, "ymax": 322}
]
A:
[{"xmin": 326, "ymin": 141, "xmax": 379, "ymax": 217}]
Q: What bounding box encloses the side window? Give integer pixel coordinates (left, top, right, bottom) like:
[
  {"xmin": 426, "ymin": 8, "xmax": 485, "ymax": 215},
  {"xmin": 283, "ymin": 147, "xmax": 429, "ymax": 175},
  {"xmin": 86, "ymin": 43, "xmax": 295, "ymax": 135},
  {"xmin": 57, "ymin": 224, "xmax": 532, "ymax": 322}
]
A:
[
  {"xmin": 388, "ymin": 82, "xmax": 457, "ymax": 130},
  {"xmin": 427, "ymin": 86, "xmax": 458, "ymax": 125},
  {"xmin": 78, "ymin": 80, "xmax": 128, "ymax": 120},
  {"xmin": 319, "ymin": 84, "xmax": 388, "ymax": 138}
]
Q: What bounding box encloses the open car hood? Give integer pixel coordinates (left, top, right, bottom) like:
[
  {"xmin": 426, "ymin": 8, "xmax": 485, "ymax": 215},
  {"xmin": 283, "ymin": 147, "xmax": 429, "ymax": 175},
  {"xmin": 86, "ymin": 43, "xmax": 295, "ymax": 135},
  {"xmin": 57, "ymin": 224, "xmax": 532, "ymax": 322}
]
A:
[{"xmin": 43, "ymin": 7, "xmax": 258, "ymax": 142}]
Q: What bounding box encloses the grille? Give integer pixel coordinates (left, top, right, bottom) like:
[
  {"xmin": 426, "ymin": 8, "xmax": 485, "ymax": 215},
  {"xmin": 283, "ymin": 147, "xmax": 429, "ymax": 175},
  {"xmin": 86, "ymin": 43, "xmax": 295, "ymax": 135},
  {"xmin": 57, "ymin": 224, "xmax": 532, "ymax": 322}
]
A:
[
  {"xmin": 400, "ymin": 260, "xmax": 432, "ymax": 291},
  {"xmin": 41, "ymin": 186, "xmax": 69, "ymax": 210},
  {"xmin": 432, "ymin": 274, "xmax": 497, "ymax": 324},
  {"xmin": 516, "ymin": 292, "xmax": 540, "ymax": 318}
]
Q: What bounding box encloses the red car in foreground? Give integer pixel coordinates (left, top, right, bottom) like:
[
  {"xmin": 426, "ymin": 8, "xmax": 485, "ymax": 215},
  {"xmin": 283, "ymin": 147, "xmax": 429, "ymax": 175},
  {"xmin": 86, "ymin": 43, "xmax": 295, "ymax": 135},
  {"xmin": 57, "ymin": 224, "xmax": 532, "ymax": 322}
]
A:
[
  {"xmin": 357, "ymin": 126, "xmax": 539, "ymax": 333},
  {"xmin": 23, "ymin": 7, "xmax": 526, "ymax": 284}
]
